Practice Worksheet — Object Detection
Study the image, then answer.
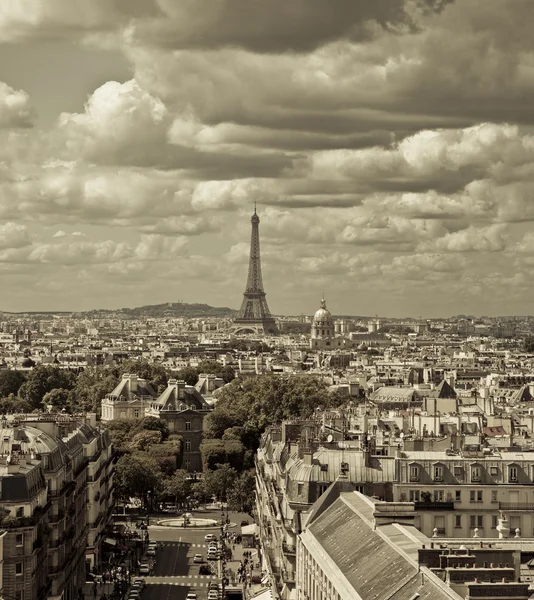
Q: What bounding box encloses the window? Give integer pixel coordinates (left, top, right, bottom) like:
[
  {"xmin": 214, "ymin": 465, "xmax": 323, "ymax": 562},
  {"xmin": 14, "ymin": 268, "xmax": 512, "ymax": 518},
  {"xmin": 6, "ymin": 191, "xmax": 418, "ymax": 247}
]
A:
[
  {"xmin": 133, "ymin": 408, "xmax": 140, "ymax": 418},
  {"xmin": 453, "ymin": 466, "xmax": 463, "ymax": 478},
  {"xmin": 471, "ymin": 466, "xmax": 481, "ymax": 482},
  {"xmin": 470, "ymin": 490, "xmax": 483, "ymax": 502},
  {"xmin": 297, "ymin": 483, "xmax": 304, "ymax": 496},
  {"xmin": 409, "ymin": 465, "xmax": 420, "ymax": 482},
  {"xmin": 491, "ymin": 490, "xmax": 498, "ymax": 503},
  {"xmin": 469, "ymin": 515, "xmax": 483, "ymax": 529},
  {"xmin": 433, "ymin": 490, "xmax": 444, "ymax": 502},
  {"xmin": 409, "ymin": 490, "xmax": 420, "ymax": 502},
  {"xmin": 185, "ymin": 421, "xmax": 191, "ymax": 431},
  {"xmin": 455, "ymin": 515, "xmax": 462, "ymax": 528},
  {"xmin": 509, "ymin": 466, "xmax": 518, "ymax": 483},
  {"xmin": 510, "ymin": 516, "xmax": 521, "ymax": 533},
  {"xmin": 16, "ymin": 507, "xmax": 23, "ymax": 517},
  {"xmin": 184, "ymin": 460, "xmax": 191, "ymax": 471},
  {"xmin": 434, "ymin": 515, "xmax": 445, "ymax": 534},
  {"xmin": 490, "ymin": 466, "xmax": 499, "ymax": 476},
  {"xmin": 492, "ymin": 515, "xmax": 498, "ymax": 529},
  {"xmin": 433, "ymin": 466, "xmax": 444, "ymax": 482},
  {"xmin": 15, "ymin": 533, "xmax": 23, "ymax": 547},
  {"xmin": 455, "ymin": 490, "xmax": 461, "ymax": 502},
  {"xmin": 184, "ymin": 439, "xmax": 191, "ymax": 451},
  {"xmin": 15, "ymin": 562, "xmax": 23, "ymax": 575}
]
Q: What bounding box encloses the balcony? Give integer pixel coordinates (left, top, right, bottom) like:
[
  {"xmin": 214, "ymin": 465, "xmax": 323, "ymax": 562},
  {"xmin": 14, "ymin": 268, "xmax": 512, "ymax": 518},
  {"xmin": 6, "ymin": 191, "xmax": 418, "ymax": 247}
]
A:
[
  {"xmin": 499, "ymin": 502, "xmax": 534, "ymax": 511},
  {"xmin": 414, "ymin": 502, "xmax": 454, "ymax": 511},
  {"xmin": 282, "ymin": 541, "xmax": 296, "ymax": 556}
]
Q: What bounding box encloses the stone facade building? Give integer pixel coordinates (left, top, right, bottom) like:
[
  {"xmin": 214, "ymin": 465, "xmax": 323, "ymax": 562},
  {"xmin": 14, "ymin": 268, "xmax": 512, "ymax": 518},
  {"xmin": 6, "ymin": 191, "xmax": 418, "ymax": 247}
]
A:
[
  {"xmin": 0, "ymin": 413, "xmax": 114, "ymax": 600},
  {"xmin": 101, "ymin": 374, "xmax": 157, "ymax": 421},
  {"xmin": 146, "ymin": 379, "xmax": 211, "ymax": 472}
]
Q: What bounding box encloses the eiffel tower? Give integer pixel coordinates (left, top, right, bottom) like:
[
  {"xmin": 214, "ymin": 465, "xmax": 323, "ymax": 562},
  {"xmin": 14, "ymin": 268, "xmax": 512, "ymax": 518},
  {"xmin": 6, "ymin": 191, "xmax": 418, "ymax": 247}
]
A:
[{"xmin": 232, "ymin": 206, "xmax": 278, "ymax": 335}]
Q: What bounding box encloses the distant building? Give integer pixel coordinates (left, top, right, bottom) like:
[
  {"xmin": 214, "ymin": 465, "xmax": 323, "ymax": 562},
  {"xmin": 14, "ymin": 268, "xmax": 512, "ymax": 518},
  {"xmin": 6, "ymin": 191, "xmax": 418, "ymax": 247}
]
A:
[
  {"xmin": 101, "ymin": 374, "xmax": 157, "ymax": 421},
  {"xmin": 146, "ymin": 379, "xmax": 211, "ymax": 472}
]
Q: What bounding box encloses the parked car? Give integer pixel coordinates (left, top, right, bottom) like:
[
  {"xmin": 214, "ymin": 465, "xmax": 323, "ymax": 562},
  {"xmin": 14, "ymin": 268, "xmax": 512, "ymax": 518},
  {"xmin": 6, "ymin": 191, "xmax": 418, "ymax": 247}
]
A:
[
  {"xmin": 240, "ymin": 520, "xmax": 249, "ymax": 526},
  {"xmin": 139, "ymin": 563, "xmax": 151, "ymax": 575},
  {"xmin": 208, "ymin": 592, "xmax": 218, "ymax": 600},
  {"xmin": 204, "ymin": 533, "xmax": 216, "ymax": 542},
  {"xmin": 148, "ymin": 540, "xmax": 159, "ymax": 548},
  {"xmin": 128, "ymin": 592, "xmax": 141, "ymax": 600},
  {"xmin": 132, "ymin": 578, "xmax": 145, "ymax": 589},
  {"xmin": 193, "ymin": 554, "xmax": 204, "ymax": 563},
  {"xmin": 186, "ymin": 594, "xmax": 197, "ymax": 600},
  {"xmin": 146, "ymin": 547, "xmax": 156, "ymax": 557}
]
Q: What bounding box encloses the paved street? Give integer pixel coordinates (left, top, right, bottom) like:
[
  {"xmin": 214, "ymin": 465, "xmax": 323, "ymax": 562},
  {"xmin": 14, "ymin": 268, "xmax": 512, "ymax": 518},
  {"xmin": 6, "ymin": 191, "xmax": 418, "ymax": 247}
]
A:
[{"xmin": 139, "ymin": 510, "xmax": 229, "ymax": 600}]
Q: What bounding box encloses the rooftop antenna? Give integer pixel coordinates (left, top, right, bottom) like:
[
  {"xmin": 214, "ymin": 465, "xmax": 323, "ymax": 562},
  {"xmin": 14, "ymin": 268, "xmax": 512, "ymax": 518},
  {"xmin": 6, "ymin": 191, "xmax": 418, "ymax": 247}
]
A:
[{"xmin": 254, "ymin": 201, "xmax": 257, "ymax": 215}]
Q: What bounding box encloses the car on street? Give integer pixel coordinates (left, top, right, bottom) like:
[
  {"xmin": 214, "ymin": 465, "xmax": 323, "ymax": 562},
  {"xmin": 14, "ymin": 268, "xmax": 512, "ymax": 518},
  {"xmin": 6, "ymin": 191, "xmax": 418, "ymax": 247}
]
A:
[
  {"xmin": 132, "ymin": 578, "xmax": 145, "ymax": 589},
  {"xmin": 146, "ymin": 547, "xmax": 156, "ymax": 556},
  {"xmin": 128, "ymin": 592, "xmax": 141, "ymax": 600},
  {"xmin": 148, "ymin": 540, "xmax": 158, "ymax": 548},
  {"xmin": 204, "ymin": 534, "xmax": 216, "ymax": 542},
  {"xmin": 139, "ymin": 563, "xmax": 151, "ymax": 575},
  {"xmin": 208, "ymin": 582, "xmax": 219, "ymax": 591},
  {"xmin": 186, "ymin": 594, "xmax": 197, "ymax": 600},
  {"xmin": 208, "ymin": 592, "xmax": 218, "ymax": 600},
  {"xmin": 193, "ymin": 554, "xmax": 204, "ymax": 563},
  {"xmin": 240, "ymin": 520, "xmax": 249, "ymax": 526}
]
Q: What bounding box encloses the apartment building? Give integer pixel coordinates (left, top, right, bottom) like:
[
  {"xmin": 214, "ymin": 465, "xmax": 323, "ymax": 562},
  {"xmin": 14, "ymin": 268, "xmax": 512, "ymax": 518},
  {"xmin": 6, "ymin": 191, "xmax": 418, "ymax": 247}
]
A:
[
  {"xmin": 0, "ymin": 413, "xmax": 115, "ymax": 600},
  {"xmin": 394, "ymin": 449, "xmax": 534, "ymax": 539}
]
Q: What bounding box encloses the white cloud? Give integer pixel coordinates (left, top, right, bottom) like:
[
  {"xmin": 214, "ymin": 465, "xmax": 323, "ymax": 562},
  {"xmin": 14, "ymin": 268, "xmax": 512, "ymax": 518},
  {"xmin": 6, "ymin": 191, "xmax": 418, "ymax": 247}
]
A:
[{"xmin": 0, "ymin": 81, "xmax": 35, "ymax": 128}]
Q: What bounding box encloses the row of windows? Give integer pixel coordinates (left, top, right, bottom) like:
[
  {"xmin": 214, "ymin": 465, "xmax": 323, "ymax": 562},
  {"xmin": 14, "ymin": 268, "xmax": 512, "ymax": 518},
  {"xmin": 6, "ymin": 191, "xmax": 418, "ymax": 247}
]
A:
[
  {"xmin": 408, "ymin": 489, "xmax": 499, "ymax": 503},
  {"xmin": 409, "ymin": 464, "xmax": 522, "ymax": 483},
  {"xmin": 434, "ymin": 514, "xmax": 523, "ymax": 531}
]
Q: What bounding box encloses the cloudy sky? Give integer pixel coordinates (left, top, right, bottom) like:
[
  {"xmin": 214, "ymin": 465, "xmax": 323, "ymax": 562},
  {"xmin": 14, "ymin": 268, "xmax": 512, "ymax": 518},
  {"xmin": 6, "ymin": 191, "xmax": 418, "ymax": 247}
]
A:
[{"xmin": 0, "ymin": 1, "xmax": 533, "ymax": 317}]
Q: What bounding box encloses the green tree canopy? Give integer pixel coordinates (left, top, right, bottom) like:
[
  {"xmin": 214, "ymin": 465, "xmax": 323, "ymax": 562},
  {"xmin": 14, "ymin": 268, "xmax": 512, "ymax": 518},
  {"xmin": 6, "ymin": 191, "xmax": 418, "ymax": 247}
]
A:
[
  {"xmin": 200, "ymin": 439, "xmax": 245, "ymax": 471},
  {"xmin": 228, "ymin": 471, "xmax": 256, "ymax": 516},
  {"xmin": 163, "ymin": 469, "xmax": 191, "ymax": 504},
  {"xmin": 147, "ymin": 439, "xmax": 183, "ymax": 476},
  {"xmin": 203, "ymin": 463, "xmax": 238, "ymax": 502},
  {"xmin": 114, "ymin": 454, "xmax": 163, "ymax": 500},
  {"xmin": 119, "ymin": 359, "xmax": 168, "ymax": 392},
  {"xmin": 0, "ymin": 370, "xmax": 26, "ymax": 397},
  {"xmin": 18, "ymin": 365, "xmax": 77, "ymax": 409},
  {"xmin": 42, "ymin": 388, "xmax": 71, "ymax": 411},
  {"xmin": 68, "ymin": 366, "xmax": 121, "ymax": 413}
]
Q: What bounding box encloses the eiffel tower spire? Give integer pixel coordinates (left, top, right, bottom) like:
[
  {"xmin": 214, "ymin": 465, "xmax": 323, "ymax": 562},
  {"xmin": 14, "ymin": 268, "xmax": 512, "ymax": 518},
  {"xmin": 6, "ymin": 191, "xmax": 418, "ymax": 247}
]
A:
[{"xmin": 233, "ymin": 208, "xmax": 278, "ymax": 334}]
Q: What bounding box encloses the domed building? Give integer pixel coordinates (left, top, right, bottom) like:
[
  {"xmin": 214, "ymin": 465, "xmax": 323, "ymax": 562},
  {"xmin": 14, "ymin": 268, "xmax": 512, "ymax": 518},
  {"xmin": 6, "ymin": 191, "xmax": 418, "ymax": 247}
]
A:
[{"xmin": 310, "ymin": 296, "xmax": 345, "ymax": 350}]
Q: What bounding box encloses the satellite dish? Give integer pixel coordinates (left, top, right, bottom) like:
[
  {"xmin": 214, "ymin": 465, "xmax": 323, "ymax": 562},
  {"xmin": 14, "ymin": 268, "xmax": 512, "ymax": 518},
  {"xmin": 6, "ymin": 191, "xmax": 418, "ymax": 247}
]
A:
[{"xmin": 327, "ymin": 434, "xmax": 333, "ymax": 443}]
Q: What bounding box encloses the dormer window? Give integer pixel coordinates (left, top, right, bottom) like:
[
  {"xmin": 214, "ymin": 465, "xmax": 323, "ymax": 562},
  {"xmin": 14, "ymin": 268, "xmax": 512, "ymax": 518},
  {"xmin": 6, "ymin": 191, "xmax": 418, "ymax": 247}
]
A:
[
  {"xmin": 433, "ymin": 464, "xmax": 444, "ymax": 482},
  {"xmin": 409, "ymin": 465, "xmax": 420, "ymax": 482},
  {"xmin": 471, "ymin": 465, "xmax": 481, "ymax": 483},
  {"xmin": 509, "ymin": 465, "xmax": 518, "ymax": 483}
]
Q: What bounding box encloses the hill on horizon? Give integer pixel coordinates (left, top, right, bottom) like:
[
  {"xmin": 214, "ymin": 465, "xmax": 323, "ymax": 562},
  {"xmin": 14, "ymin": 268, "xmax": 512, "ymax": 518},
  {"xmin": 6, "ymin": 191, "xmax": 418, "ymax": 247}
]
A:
[{"xmin": 1, "ymin": 301, "xmax": 237, "ymax": 319}]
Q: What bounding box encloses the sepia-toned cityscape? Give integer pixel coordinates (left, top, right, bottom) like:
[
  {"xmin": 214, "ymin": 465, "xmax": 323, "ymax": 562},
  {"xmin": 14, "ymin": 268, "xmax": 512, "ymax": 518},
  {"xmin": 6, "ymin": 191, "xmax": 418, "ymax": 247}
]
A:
[{"xmin": 2, "ymin": 2, "xmax": 534, "ymax": 600}]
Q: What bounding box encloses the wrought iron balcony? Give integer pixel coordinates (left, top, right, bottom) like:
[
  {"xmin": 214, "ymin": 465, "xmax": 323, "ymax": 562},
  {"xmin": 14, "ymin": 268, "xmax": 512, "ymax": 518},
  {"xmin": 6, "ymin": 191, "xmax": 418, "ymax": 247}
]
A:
[
  {"xmin": 414, "ymin": 501, "xmax": 454, "ymax": 511},
  {"xmin": 499, "ymin": 502, "xmax": 534, "ymax": 511}
]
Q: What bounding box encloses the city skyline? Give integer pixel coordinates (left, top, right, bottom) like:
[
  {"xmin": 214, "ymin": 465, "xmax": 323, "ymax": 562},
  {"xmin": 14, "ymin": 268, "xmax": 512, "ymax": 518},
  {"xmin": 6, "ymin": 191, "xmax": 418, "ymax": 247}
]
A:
[{"xmin": 1, "ymin": 2, "xmax": 533, "ymax": 317}]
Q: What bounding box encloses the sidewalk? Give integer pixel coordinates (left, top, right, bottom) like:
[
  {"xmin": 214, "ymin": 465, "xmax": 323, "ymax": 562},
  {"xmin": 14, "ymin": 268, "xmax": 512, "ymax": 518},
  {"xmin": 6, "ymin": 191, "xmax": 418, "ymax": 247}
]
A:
[{"xmin": 221, "ymin": 534, "xmax": 269, "ymax": 599}]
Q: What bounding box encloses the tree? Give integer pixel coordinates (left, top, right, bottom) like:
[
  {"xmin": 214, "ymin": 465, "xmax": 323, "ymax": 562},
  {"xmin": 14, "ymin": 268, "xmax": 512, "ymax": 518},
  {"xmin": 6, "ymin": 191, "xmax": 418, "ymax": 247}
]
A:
[
  {"xmin": 0, "ymin": 370, "xmax": 26, "ymax": 397},
  {"xmin": 147, "ymin": 439, "xmax": 183, "ymax": 476},
  {"xmin": 0, "ymin": 394, "xmax": 32, "ymax": 414},
  {"xmin": 172, "ymin": 367, "xmax": 200, "ymax": 386},
  {"xmin": 42, "ymin": 388, "xmax": 71, "ymax": 411},
  {"xmin": 69, "ymin": 366, "xmax": 120, "ymax": 412},
  {"xmin": 163, "ymin": 470, "xmax": 191, "ymax": 505},
  {"xmin": 128, "ymin": 430, "xmax": 162, "ymax": 452},
  {"xmin": 204, "ymin": 406, "xmax": 245, "ymax": 440},
  {"xmin": 203, "ymin": 463, "xmax": 238, "ymax": 502},
  {"xmin": 18, "ymin": 365, "xmax": 77, "ymax": 409},
  {"xmin": 119, "ymin": 359, "xmax": 168, "ymax": 391},
  {"xmin": 134, "ymin": 416, "xmax": 169, "ymax": 441},
  {"xmin": 197, "ymin": 360, "xmax": 235, "ymax": 384},
  {"xmin": 228, "ymin": 472, "xmax": 256, "ymax": 516},
  {"xmin": 200, "ymin": 439, "xmax": 227, "ymax": 471},
  {"xmin": 114, "ymin": 454, "xmax": 163, "ymax": 501},
  {"xmin": 102, "ymin": 419, "xmax": 137, "ymax": 453}
]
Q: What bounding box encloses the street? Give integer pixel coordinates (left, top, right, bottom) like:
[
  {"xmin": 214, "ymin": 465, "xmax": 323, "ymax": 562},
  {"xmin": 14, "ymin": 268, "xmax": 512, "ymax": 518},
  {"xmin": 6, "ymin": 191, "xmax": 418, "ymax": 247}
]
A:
[
  {"xmin": 141, "ymin": 528, "xmax": 217, "ymax": 600},
  {"xmin": 138, "ymin": 507, "xmax": 251, "ymax": 600}
]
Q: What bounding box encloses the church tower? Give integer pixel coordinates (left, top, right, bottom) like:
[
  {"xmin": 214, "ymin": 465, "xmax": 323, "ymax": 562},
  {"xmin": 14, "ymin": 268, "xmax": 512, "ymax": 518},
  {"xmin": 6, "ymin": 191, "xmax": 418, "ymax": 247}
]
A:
[{"xmin": 232, "ymin": 207, "xmax": 278, "ymax": 335}]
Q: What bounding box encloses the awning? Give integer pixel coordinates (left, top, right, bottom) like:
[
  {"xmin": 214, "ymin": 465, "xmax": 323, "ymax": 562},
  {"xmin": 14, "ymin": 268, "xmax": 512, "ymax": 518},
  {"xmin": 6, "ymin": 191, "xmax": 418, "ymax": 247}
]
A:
[
  {"xmin": 242, "ymin": 524, "xmax": 257, "ymax": 536},
  {"xmin": 104, "ymin": 538, "xmax": 117, "ymax": 546},
  {"xmin": 251, "ymin": 590, "xmax": 272, "ymax": 600}
]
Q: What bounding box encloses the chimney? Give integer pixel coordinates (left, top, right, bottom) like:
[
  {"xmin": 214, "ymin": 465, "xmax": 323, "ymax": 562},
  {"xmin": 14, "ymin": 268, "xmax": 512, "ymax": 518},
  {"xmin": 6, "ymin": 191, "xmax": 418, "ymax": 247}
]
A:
[{"xmin": 129, "ymin": 374, "xmax": 138, "ymax": 393}]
